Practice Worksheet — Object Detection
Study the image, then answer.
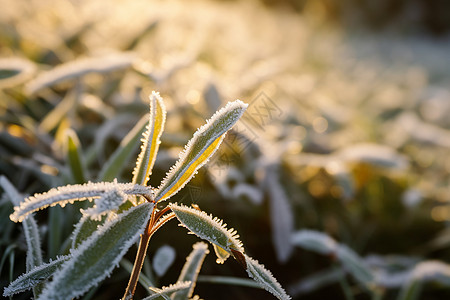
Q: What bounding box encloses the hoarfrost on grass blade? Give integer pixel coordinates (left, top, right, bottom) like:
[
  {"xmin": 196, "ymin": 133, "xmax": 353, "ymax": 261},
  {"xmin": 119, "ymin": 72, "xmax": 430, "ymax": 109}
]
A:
[
  {"xmin": 169, "ymin": 204, "xmax": 244, "ymax": 259},
  {"xmin": 144, "ymin": 281, "xmax": 191, "ymax": 300},
  {"xmin": 291, "ymin": 230, "xmax": 338, "ymax": 255},
  {"xmin": 155, "ymin": 100, "xmax": 248, "ymax": 202},
  {"xmin": 0, "ymin": 57, "xmax": 36, "ymax": 89},
  {"xmin": 25, "ymin": 52, "xmax": 136, "ymax": 95},
  {"xmin": 172, "ymin": 242, "xmax": 209, "ymax": 300},
  {"xmin": 3, "ymin": 255, "xmax": 71, "ymax": 297},
  {"xmin": 265, "ymin": 166, "xmax": 294, "ymax": 263},
  {"xmin": 133, "ymin": 91, "xmax": 166, "ymax": 186},
  {"xmin": 10, "ymin": 180, "xmax": 151, "ymax": 222},
  {"xmin": 37, "ymin": 203, "xmax": 153, "ymax": 300},
  {"xmin": 244, "ymin": 254, "xmax": 291, "ymax": 300},
  {"xmin": 0, "ymin": 176, "xmax": 43, "ymax": 270},
  {"xmin": 336, "ymin": 245, "xmax": 374, "ymax": 286},
  {"xmin": 152, "ymin": 245, "xmax": 176, "ymax": 277}
]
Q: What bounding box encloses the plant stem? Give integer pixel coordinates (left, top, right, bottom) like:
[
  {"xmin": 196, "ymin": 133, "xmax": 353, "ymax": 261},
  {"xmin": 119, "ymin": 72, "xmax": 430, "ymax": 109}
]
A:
[{"xmin": 122, "ymin": 216, "xmax": 153, "ymax": 300}]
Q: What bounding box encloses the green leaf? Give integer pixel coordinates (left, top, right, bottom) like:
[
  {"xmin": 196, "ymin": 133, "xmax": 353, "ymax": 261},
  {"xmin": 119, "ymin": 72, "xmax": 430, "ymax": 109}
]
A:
[
  {"xmin": 37, "ymin": 202, "xmax": 153, "ymax": 300},
  {"xmin": 3, "ymin": 255, "xmax": 71, "ymax": 297},
  {"xmin": 155, "ymin": 100, "xmax": 247, "ymax": 202},
  {"xmin": 0, "ymin": 57, "xmax": 35, "ymax": 89},
  {"xmin": 71, "ymin": 215, "xmax": 107, "ymax": 249},
  {"xmin": 133, "ymin": 91, "xmax": 166, "ymax": 186},
  {"xmin": 10, "ymin": 180, "xmax": 151, "ymax": 222},
  {"xmin": 0, "ymin": 176, "xmax": 43, "ymax": 297},
  {"xmin": 171, "ymin": 242, "xmax": 209, "ymax": 300},
  {"xmin": 25, "ymin": 52, "xmax": 136, "ymax": 95},
  {"xmin": 292, "ymin": 230, "xmax": 375, "ymax": 287},
  {"xmin": 169, "ymin": 204, "xmax": 244, "ymax": 262},
  {"xmin": 99, "ymin": 113, "xmax": 149, "ymax": 182},
  {"xmin": 337, "ymin": 245, "xmax": 374, "ymax": 286},
  {"xmin": 291, "ymin": 230, "xmax": 338, "ymax": 255},
  {"xmin": 143, "ymin": 281, "xmax": 191, "ymax": 300},
  {"xmin": 64, "ymin": 128, "xmax": 87, "ymax": 184},
  {"xmin": 244, "ymin": 254, "xmax": 291, "ymax": 300}
]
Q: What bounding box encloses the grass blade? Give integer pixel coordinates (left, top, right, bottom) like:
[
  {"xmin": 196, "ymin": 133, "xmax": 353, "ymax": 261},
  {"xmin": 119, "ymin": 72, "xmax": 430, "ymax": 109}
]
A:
[{"xmin": 64, "ymin": 128, "xmax": 87, "ymax": 184}]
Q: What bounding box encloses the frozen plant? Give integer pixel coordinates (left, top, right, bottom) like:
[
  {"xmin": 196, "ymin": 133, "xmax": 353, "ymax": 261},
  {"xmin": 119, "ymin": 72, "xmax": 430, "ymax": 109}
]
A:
[{"xmin": 2, "ymin": 92, "xmax": 290, "ymax": 300}]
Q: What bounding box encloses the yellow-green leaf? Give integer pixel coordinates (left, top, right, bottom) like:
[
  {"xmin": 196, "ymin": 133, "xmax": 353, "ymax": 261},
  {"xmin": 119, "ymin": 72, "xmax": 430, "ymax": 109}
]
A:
[
  {"xmin": 132, "ymin": 91, "xmax": 166, "ymax": 186},
  {"xmin": 155, "ymin": 100, "xmax": 247, "ymax": 202}
]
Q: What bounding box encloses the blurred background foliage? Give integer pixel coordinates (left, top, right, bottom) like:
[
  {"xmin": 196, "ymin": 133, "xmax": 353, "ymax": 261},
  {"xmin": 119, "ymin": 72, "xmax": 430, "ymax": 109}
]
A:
[{"xmin": 0, "ymin": 0, "xmax": 449, "ymax": 299}]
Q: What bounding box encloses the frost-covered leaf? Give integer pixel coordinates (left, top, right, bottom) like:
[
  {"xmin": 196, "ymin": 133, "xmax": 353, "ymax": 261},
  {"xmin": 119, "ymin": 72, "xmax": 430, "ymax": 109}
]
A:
[
  {"xmin": 153, "ymin": 245, "xmax": 176, "ymax": 277},
  {"xmin": 169, "ymin": 204, "xmax": 244, "ymax": 262},
  {"xmin": 244, "ymin": 254, "xmax": 291, "ymax": 300},
  {"xmin": 144, "ymin": 281, "xmax": 191, "ymax": 300},
  {"xmin": 172, "ymin": 242, "xmax": 209, "ymax": 300},
  {"xmin": 10, "ymin": 180, "xmax": 151, "ymax": 222},
  {"xmin": 0, "ymin": 176, "xmax": 43, "ymax": 296},
  {"xmin": 64, "ymin": 128, "xmax": 86, "ymax": 184},
  {"xmin": 288, "ymin": 268, "xmax": 344, "ymax": 296},
  {"xmin": 99, "ymin": 113, "xmax": 149, "ymax": 182},
  {"xmin": 155, "ymin": 100, "xmax": 248, "ymax": 202},
  {"xmin": 3, "ymin": 255, "xmax": 70, "ymax": 297},
  {"xmin": 336, "ymin": 143, "xmax": 409, "ymax": 169},
  {"xmin": 81, "ymin": 189, "xmax": 128, "ymax": 220},
  {"xmin": 397, "ymin": 261, "xmax": 450, "ymax": 300},
  {"xmin": 25, "ymin": 52, "xmax": 136, "ymax": 95},
  {"xmin": 133, "ymin": 91, "xmax": 166, "ymax": 186},
  {"xmin": 265, "ymin": 165, "xmax": 294, "ymax": 263},
  {"xmin": 336, "ymin": 245, "xmax": 374, "ymax": 286},
  {"xmin": 292, "ymin": 230, "xmax": 375, "ymax": 287},
  {"xmin": 38, "ymin": 202, "xmax": 153, "ymax": 300},
  {"xmin": 291, "ymin": 230, "xmax": 338, "ymax": 255},
  {"xmin": 71, "ymin": 214, "xmax": 107, "ymax": 249},
  {"xmin": 0, "ymin": 57, "xmax": 35, "ymax": 89}
]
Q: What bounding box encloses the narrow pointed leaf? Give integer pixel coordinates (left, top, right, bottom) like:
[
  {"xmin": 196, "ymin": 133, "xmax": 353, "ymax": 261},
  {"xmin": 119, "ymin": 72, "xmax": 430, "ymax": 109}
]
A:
[
  {"xmin": 99, "ymin": 113, "xmax": 149, "ymax": 181},
  {"xmin": 291, "ymin": 230, "xmax": 338, "ymax": 255},
  {"xmin": 25, "ymin": 52, "xmax": 136, "ymax": 95},
  {"xmin": 169, "ymin": 204, "xmax": 244, "ymax": 259},
  {"xmin": 38, "ymin": 202, "xmax": 153, "ymax": 300},
  {"xmin": 292, "ymin": 230, "xmax": 375, "ymax": 287},
  {"xmin": 64, "ymin": 128, "xmax": 87, "ymax": 184},
  {"xmin": 155, "ymin": 100, "xmax": 248, "ymax": 202},
  {"xmin": 144, "ymin": 281, "xmax": 191, "ymax": 300},
  {"xmin": 337, "ymin": 245, "xmax": 374, "ymax": 286},
  {"xmin": 133, "ymin": 91, "xmax": 166, "ymax": 186},
  {"xmin": 3, "ymin": 255, "xmax": 71, "ymax": 297},
  {"xmin": 10, "ymin": 180, "xmax": 151, "ymax": 222},
  {"xmin": 265, "ymin": 165, "xmax": 294, "ymax": 263},
  {"xmin": 244, "ymin": 254, "xmax": 291, "ymax": 300},
  {"xmin": 0, "ymin": 176, "xmax": 43, "ymax": 296},
  {"xmin": 172, "ymin": 242, "xmax": 209, "ymax": 300}
]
